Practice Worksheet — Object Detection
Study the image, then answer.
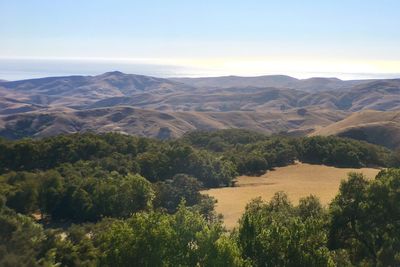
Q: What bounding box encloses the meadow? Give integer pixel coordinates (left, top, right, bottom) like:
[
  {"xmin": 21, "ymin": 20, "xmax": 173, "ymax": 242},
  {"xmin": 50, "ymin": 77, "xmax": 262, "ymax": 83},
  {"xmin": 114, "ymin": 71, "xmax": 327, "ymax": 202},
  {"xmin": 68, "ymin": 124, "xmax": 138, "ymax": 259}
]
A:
[{"xmin": 202, "ymin": 162, "xmax": 380, "ymax": 229}]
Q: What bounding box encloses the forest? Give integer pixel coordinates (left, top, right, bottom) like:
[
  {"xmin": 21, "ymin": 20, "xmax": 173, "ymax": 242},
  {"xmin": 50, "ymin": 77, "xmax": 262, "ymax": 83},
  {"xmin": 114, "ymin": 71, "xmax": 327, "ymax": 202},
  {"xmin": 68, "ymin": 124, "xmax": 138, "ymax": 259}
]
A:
[{"xmin": 1, "ymin": 129, "xmax": 400, "ymax": 266}]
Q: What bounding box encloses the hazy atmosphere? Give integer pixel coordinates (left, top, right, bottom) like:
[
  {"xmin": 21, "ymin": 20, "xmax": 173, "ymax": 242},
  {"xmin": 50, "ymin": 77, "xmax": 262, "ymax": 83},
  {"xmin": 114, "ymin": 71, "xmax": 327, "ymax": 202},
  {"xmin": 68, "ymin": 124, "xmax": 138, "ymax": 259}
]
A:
[{"xmin": 1, "ymin": 0, "xmax": 400, "ymax": 80}]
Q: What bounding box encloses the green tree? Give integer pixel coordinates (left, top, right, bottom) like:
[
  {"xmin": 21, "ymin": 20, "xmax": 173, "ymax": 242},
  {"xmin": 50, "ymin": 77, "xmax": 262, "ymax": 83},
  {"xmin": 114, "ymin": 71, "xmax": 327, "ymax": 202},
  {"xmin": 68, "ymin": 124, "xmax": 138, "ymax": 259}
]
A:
[
  {"xmin": 154, "ymin": 173, "xmax": 202, "ymax": 212},
  {"xmin": 329, "ymin": 170, "xmax": 400, "ymax": 266},
  {"xmin": 97, "ymin": 204, "xmax": 246, "ymax": 267},
  {"xmin": 238, "ymin": 193, "xmax": 334, "ymax": 267},
  {"xmin": 0, "ymin": 206, "xmax": 56, "ymax": 266}
]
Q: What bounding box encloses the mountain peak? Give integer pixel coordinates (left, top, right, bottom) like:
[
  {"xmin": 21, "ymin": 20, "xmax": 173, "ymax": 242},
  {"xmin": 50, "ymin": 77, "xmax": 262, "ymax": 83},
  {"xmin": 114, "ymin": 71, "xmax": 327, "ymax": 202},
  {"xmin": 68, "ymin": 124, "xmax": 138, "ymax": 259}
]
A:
[{"xmin": 101, "ymin": 71, "xmax": 126, "ymax": 77}]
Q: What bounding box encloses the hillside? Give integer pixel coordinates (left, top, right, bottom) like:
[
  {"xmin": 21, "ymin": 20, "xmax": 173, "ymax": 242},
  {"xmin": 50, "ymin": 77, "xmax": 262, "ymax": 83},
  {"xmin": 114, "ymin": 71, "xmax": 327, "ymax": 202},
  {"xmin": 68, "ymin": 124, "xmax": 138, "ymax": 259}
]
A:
[
  {"xmin": 1, "ymin": 73, "xmax": 399, "ymax": 113},
  {"xmin": 0, "ymin": 71, "xmax": 192, "ymax": 108},
  {"xmin": 311, "ymin": 110, "xmax": 400, "ymax": 149},
  {"xmin": 1, "ymin": 72, "xmax": 400, "ymax": 140},
  {"xmin": 172, "ymin": 75, "xmax": 371, "ymax": 92},
  {"xmin": 88, "ymin": 80, "xmax": 400, "ymax": 112},
  {"xmin": 0, "ymin": 106, "xmax": 346, "ymax": 139}
]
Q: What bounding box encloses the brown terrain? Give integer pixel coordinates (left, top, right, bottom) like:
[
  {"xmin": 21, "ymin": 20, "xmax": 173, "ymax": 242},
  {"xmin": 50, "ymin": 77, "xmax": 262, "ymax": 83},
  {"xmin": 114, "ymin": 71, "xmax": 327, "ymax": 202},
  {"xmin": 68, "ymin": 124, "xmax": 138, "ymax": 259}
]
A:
[
  {"xmin": 0, "ymin": 107, "xmax": 346, "ymax": 139},
  {"xmin": 0, "ymin": 72, "xmax": 399, "ymax": 146},
  {"xmin": 312, "ymin": 110, "xmax": 400, "ymax": 149}
]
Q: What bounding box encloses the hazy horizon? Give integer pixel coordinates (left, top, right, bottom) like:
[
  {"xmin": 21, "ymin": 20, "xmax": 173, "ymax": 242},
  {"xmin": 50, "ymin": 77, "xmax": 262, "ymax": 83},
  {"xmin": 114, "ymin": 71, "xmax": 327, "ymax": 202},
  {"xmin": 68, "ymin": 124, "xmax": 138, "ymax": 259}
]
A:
[
  {"xmin": 1, "ymin": 1, "xmax": 400, "ymax": 81},
  {"xmin": 1, "ymin": 58, "xmax": 400, "ymax": 81}
]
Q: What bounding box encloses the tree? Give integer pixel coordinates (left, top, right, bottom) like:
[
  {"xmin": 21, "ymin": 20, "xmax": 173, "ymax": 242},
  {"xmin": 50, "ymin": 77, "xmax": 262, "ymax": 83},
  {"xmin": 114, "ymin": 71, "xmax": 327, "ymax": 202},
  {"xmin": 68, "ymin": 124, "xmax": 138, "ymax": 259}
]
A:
[
  {"xmin": 46, "ymin": 173, "xmax": 154, "ymax": 222},
  {"xmin": 137, "ymin": 151, "xmax": 170, "ymax": 182},
  {"xmin": 154, "ymin": 174, "xmax": 202, "ymax": 212},
  {"xmin": 97, "ymin": 204, "xmax": 246, "ymax": 267},
  {"xmin": 0, "ymin": 206, "xmax": 56, "ymax": 267},
  {"xmin": 236, "ymin": 153, "xmax": 269, "ymax": 175},
  {"xmin": 188, "ymin": 150, "xmax": 237, "ymax": 187},
  {"xmin": 329, "ymin": 170, "xmax": 400, "ymax": 266},
  {"xmin": 238, "ymin": 193, "xmax": 334, "ymax": 267}
]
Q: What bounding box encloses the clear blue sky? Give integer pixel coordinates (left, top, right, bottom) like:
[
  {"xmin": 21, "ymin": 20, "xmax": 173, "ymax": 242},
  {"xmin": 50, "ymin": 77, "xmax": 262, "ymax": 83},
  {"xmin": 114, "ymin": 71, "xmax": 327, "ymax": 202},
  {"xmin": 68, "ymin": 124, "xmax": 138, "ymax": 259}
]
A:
[{"xmin": 1, "ymin": 0, "xmax": 400, "ymax": 79}]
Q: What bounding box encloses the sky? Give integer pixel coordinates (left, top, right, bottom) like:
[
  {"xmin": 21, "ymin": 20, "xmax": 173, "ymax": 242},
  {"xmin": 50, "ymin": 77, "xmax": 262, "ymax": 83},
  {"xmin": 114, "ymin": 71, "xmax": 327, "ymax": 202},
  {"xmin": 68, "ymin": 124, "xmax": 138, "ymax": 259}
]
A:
[{"xmin": 1, "ymin": 0, "xmax": 400, "ymax": 80}]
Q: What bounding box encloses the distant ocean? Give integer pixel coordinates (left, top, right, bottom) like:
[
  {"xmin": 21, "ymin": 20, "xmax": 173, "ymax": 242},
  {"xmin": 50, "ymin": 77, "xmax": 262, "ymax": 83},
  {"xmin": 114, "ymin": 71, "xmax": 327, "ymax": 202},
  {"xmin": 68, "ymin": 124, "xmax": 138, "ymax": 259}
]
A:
[
  {"xmin": 1, "ymin": 58, "xmax": 399, "ymax": 81},
  {"xmin": 0, "ymin": 58, "xmax": 192, "ymax": 81}
]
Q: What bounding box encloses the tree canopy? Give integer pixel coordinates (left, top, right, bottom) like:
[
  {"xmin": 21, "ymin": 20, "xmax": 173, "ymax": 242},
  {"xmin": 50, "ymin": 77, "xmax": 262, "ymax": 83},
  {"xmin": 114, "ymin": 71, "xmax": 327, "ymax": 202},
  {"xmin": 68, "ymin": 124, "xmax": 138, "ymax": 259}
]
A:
[{"xmin": 1, "ymin": 130, "xmax": 399, "ymax": 266}]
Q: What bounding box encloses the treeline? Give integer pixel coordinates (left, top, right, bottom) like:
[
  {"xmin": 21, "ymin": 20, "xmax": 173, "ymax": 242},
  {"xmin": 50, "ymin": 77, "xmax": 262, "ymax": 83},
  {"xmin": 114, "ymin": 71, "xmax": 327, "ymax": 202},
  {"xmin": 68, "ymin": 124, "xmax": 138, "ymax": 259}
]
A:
[
  {"xmin": 2, "ymin": 170, "xmax": 400, "ymax": 266},
  {"xmin": 1, "ymin": 130, "xmax": 396, "ymax": 177},
  {"xmin": 0, "ymin": 133, "xmax": 237, "ymax": 187},
  {"xmin": 184, "ymin": 129, "xmax": 396, "ymax": 174}
]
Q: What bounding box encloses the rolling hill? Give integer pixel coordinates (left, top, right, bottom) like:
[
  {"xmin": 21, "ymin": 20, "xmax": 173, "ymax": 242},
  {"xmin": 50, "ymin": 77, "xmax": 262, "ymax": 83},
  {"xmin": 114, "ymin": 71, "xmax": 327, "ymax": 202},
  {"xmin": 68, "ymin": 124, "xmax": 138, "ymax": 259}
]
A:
[
  {"xmin": 1, "ymin": 72, "xmax": 399, "ymax": 113},
  {"xmin": 311, "ymin": 110, "xmax": 400, "ymax": 149},
  {"xmin": 0, "ymin": 71, "xmax": 192, "ymax": 108},
  {"xmin": 0, "ymin": 72, "xmax": 399, "ymax": 140},
  {"xmin": 172, "ymin": 75, "xmax": 372, "ymax": 92},
  {"xmin": 0, "ymin": 106, "xmax": 346, "ymax": 140},
  {"xmin": 89, "ymin": 78, "xmax": 400, "ymax": 112}
]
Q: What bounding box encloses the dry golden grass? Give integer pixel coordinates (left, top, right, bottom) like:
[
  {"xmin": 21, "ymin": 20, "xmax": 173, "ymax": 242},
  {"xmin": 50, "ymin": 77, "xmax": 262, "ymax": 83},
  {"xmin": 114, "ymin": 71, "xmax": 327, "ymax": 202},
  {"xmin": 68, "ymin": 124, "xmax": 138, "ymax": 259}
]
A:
[{"xmin": 201, "ymin": 162, "xmax": 380, "ymax": 230}]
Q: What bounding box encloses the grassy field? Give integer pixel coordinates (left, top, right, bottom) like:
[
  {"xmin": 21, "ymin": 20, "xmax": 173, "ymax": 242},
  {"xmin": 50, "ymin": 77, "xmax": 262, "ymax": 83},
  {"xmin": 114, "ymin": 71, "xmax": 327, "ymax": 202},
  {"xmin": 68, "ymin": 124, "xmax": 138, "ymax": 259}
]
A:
[{"xmin": 201, "ymin": 162, "xmax": 380, "ymax": 230}]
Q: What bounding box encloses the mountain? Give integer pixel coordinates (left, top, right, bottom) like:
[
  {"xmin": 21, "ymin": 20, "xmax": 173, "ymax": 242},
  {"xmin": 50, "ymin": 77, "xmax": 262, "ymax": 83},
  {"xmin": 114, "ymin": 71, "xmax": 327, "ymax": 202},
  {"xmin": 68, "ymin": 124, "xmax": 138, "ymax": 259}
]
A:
[
  {"xmin": 1, "ymin": 72, "xmax": 399, "ymax": 113},
  {"xmin": 89, "ymin": 79, "xmax": 400, "ymax": 112},
  {"xmin": 0, "ymin": 97, "xmax": 45, "ymax": 115},
  {"xmin": 172, "ymin": 75, "xmax": 372, "ymax": 92},
  {"xmin": 0, "ymin": 106, "xmax": 346, "ymax": 140},
  {"xmin": 311, "ymin": 110, "xmax": 400, "ymax": 149},
  {"xmin": 171, "ymin": 75, "xmax": 298, "ymax": 89},
  {"xmin": 342, "ymin": 80, "xmax": 400, "ymax": 111},
  {"xmin": 1, "ymin": 72, "xmax": 399, "ymax": 140},
  {"xmin": 88, "ymin": 87, "xmax": 309, "ymax": 112},
  {"xmin": 0, "ymin": 71, "xmax": 192, "ymax": 108}
]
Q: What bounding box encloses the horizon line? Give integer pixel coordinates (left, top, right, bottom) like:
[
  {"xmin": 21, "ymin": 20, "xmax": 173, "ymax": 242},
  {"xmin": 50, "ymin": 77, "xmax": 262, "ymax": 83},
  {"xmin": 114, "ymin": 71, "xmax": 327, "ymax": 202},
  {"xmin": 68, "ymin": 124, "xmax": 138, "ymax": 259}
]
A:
[
  {"xmin": 1, "ymin": 70, "xmax": 400, "ymax": 82},
  {"xmin": 1, "ymin": 56, "xmax": 400, "ymax": 81}
]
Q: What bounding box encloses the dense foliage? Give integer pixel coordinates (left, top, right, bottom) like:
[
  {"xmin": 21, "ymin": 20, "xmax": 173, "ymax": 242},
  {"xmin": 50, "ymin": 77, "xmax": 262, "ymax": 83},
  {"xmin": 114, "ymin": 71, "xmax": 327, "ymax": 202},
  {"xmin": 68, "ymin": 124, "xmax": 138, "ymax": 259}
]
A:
[
  {"xmin": 0, "ymin": 201, "xmax": 244, "ymax": 267},
  {"xmin": 299, "ymin": 136, "xmax": 390, "ymax": 167},
  {"xmin": 184, "ymin": 129, "xmax": 395, "ymax": 174},
  {"xmin": 0, "ymin": 133, "xmax": 237, "ymax": 187},
  {"xmin": 96, "ymin": 204, "xmax": 245, "ymax": 267},
  {"xmin": 238, "ymin": 194, "xmax": 334, "ymax": 266},
  {"xmin": 0, "ymin": 130, "xmax": 399, "ymax": 266},
  {"xmin": 2, "ymin": 170, "xmax": 400, "ymax": 266},
  {"xmin": 329, "ymin": 170, "xmax": 400, "ymax": 265}
]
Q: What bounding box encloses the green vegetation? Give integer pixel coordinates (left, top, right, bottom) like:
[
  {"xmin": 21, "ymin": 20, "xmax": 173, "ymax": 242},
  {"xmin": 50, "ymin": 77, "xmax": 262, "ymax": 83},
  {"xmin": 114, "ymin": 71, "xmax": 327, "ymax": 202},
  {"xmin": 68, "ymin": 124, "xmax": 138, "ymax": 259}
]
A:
[
  {"xmin": 184, "ymin": 129, "xmax": 396, "ymax": 174},
  {"xmin": 238, "ymin": 194, "xmax": 334, "ymax": 266},
  {"xmin": 299, "ymin": 136, "xmax": 390, "ymax": 167},
  {"xmin": 0, "ymin": 129, "xmax": 399, "ymax": 266},
  {"xmin": 329, "ymin": 170, "xmax": 400, "ymax": 265}
]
